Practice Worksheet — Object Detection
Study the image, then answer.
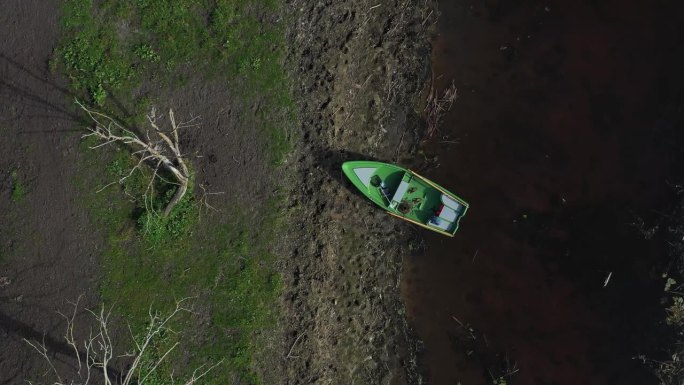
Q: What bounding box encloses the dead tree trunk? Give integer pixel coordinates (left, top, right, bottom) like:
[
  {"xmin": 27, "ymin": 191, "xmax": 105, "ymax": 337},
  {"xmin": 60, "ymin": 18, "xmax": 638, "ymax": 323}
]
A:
[{"xmin": 76, "ymin": 100, "xmax": 193, "ymax": 217}]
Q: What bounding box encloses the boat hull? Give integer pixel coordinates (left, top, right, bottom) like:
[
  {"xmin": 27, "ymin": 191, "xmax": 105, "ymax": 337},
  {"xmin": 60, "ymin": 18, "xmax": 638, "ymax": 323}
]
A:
[{"xmin": 342, "ymin": 161, "xmax": 468, "ymax": 236}]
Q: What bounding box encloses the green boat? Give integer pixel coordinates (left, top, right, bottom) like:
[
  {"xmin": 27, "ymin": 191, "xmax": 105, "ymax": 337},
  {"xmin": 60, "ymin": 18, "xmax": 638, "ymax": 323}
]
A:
[{"xmin": 342, "ymin": 161, "xmax": 469, "ymax": 237}]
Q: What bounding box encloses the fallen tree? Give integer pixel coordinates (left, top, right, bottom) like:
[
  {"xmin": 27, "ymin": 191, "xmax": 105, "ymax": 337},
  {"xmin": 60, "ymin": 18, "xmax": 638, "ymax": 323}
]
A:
[
  {"xmin": 25, "ymin": 297, "xmax": 221, "ymax": 385},
  {"xmin": 76, "ymin": 100, "xmax": 194, "ymax": 217}
]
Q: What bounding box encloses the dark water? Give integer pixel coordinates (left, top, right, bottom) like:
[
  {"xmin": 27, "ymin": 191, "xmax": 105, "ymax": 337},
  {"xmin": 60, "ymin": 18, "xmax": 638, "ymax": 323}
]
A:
[{"xmin": 402, "ymin": 1, "xmax": 684, "ymax": 384}]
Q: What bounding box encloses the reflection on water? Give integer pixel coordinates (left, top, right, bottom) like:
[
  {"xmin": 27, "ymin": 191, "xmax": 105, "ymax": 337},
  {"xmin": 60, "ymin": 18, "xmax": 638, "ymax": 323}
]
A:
[{"xmin": 402, "ymin": 1, "xmax": 684, "ymax": 384}]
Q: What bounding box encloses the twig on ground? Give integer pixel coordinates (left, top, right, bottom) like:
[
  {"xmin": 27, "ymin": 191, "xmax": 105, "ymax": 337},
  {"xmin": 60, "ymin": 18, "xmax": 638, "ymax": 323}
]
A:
[
  {"xmin": 451, "ymin": 315, "xmax": 464, "ymax": 327},
  {"xmin": 286, "ymin": 333, "xmax": 305, "ymax": 359},
  {"xmin": 603, "ymin": 272, "xmax": 613, "ymax": 287}
]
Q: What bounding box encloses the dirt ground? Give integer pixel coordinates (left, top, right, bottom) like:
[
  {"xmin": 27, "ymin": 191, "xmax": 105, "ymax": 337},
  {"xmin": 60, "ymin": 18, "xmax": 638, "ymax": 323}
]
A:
[
  {"xmin": 0, "ymin": 2, "xmax": 104, "ymax": 382},
  {"xmin": 275, "ymin": 1, "xmax": 436, "ymax": 384},
  {"xmin": 0, "ymin": 0, "xmax": 436, "ymax": 384}
]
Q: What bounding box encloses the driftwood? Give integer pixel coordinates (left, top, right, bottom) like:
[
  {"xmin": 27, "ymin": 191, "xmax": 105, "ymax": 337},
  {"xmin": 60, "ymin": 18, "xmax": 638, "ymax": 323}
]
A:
[{"xmin": 424, "ymin": 77, "xmax": 457, "ymax": 138}]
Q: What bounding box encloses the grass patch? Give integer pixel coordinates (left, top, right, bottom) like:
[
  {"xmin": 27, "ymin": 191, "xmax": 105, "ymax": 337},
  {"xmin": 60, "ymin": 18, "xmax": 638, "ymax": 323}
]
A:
[
  {"xmin": 56, "ymin": 0, "xmax": 132, "ymax": 106},
  {"xmin": 54, "ymin": 0, "xmax": 294, "ymax": 162},
  {"xmin": 137, "ymin": 189, "xmax": 197, "ymax": 246},
  {"xmin": 60, "ymin": 0, "xmax": 294, "ymax": 377},
  {"xmin": 10, "ymin": 169, "xmax": 27, "ymax": 202},
  {"xmin": 75, "ymin": 144, "xmax": 283, "ymax": 384}
]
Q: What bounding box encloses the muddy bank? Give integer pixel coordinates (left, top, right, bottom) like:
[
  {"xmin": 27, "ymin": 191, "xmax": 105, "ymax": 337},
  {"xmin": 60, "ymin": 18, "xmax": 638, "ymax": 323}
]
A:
[{"xmin": 278, "ymin": 0, "xmax": 436, "ymax": 383}]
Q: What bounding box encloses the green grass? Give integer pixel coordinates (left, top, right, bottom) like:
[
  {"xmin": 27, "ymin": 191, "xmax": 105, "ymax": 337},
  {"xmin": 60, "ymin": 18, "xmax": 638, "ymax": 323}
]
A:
[
  {"xmin": 137, "ymin": 189, "xmax": 197, "ymax": 246},
  {"xmin": 76, "ymin": 146, "xmax": 283, "ymax": 384},
  {"xmin": 54, "ymin": 0, "xmax": 293, "ymax": 162},
  {"xmin": 10, "ymin": 169, "xmax": 27, "ymax": 202},
  {"xmin": 57, "ymin": 1, "xmax": 295, "ymax": 381},
  {"xmin": 56, "ymin": 0, "xmax": 132, "ymax": 106},
  {"xmin": 99, "ymin": 221, "xmax": 282, "ymax": 384}
]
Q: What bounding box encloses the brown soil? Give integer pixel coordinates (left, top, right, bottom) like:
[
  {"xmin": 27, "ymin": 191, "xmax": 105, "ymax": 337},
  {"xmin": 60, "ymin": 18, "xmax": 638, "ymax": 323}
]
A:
[
  {"xmin": 0, "ymin": 0, "xmax": 436, "ymax": 384},
  {"xmin": 276, "ymin": 1, "xmax": 435, "ymax": 384},
  {"xmin": 0, "ymin": 2, "xmax": 272, "ymax": 382},
  {"xmin": 0, "ymin": 1, "xmax": 105, "ymax": 382}
]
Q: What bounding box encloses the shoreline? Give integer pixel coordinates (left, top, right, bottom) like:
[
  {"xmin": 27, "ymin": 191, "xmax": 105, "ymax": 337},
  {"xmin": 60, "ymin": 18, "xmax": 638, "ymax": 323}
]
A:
[{"xmin": 278, "ymin": 0, "xmax": 437, "ymax": 383}]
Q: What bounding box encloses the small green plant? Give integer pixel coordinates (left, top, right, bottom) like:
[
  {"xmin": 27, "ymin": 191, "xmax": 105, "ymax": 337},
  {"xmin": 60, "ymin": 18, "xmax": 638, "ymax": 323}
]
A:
[
  {"xmin": 137, "ymin": 187, "xmax": 197, "ymax": 246},
  {"xmin": 106, "ymin": 156, "xmax": 127, "ymax": 177},
  {"xmin": 10, "ymin": 169, "xmax": 26, "ymax": 202},
  {"xmin": 134, "ymin": 44, "xmax": 160, "ymax": 63},
  {"xmin": 239, "ymin": 57, "xmax": 263, "ymax": 73},
  {"xmin": 92, "ymin": 84, "xmax": 108, "ymax": 106}
]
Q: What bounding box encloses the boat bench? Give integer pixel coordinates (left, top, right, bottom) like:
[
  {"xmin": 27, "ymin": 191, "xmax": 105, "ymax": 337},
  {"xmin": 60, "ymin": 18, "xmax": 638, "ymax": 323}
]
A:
[
  {"xmin": 427, "ymin": 194, "xmax": 465, "ymax": 232},
  {"xmin": 428, "ymin": 216, "xmax": 452, "ymax": 231},
  {"xmin": 389, "ymin": 173, "xmax": 412, "ymax": 209}
]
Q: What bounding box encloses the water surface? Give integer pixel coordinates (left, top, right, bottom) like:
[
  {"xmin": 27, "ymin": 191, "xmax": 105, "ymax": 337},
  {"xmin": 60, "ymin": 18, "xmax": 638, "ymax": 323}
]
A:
[{"xmin": 402, "ymin": 1, "xmax": 684, "ymax": 384}]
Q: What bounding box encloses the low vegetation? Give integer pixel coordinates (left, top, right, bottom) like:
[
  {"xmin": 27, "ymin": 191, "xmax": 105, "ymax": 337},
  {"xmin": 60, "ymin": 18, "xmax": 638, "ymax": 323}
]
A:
[
  {"xmin": 54, "ymin": 0, "xmax": 292, "ymax": 163},
  {"xmin": 73, "ymin": 120, "xmax": 284, "ymax": 384},
  {"xmin": 54, "ymin": 0, "xmax": 292, "ymax": 383},
  {"xmin": 655, "ymin": 277, "xmax": 684, "ymax": 384},
  {"xmin": 10, "ymin": 169, "xmax": 26, "ymax": 202}
]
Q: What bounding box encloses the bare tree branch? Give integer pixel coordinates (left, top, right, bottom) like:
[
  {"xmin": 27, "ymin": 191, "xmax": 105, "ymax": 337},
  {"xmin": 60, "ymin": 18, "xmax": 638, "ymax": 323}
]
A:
[
  {"xmin": 76, "ymin": 99, "xmax": 192, "ymax": 217},
  {"xmin": 24, "ymin": 297, "xmax": 219, "ymax": 385},
  {"xmin": 23, "ymin": 337, "xmax": 63, "ymax": 384}
]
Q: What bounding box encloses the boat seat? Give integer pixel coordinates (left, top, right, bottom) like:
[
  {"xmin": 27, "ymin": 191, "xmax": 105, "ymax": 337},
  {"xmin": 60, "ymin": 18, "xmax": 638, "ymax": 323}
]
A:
[
  {"xmin": 437, "ymin": 205, "xmax": 458, "ymax": 222},
  {"xmin": 390, "ymin": 180, "xmax": 410, "ymax": 207},
  {"xmin": 428, "ymin": 216, "xmax": 452, "ymax": 231},
  {"xmin": 441, "ymin": 194, "xmax": 464, "ymax": 213}
]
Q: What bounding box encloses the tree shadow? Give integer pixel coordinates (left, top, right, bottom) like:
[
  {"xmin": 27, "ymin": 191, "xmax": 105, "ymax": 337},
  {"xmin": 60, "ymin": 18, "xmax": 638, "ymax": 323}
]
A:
[
  {"xmin": 0, "ymin": 52, "xmax": 148, "ymax": 139},
  {"xmin": 0, "ymin": 263, "xmax": 122, "ymax": 383},
  {"xmin": 0, "ymin": 308, "xmax": 123, "ymax": 383},
  {"xmin": 0, "ymin": 53, "xmax": 88, "ymax": 128}
]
